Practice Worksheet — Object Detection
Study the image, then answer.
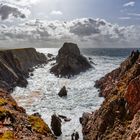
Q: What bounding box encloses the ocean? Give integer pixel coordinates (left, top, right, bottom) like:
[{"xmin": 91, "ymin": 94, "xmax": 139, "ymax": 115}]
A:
[{"xmin": 12, "ymin": 48, "xmax": 133, "ymax": 140}]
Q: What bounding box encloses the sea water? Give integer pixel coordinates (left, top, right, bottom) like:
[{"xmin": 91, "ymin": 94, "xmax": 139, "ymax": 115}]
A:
[{"xmin": 12, "ymin": 48, "xmax": 131, "ymax": 140}]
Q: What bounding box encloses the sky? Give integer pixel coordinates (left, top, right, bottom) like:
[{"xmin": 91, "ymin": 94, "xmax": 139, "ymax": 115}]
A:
[{"xmin": 0, "ymin": 0, "xmax": 140, "ymax": 48}]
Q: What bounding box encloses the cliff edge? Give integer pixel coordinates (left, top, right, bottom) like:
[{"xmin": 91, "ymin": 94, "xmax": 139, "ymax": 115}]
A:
[
  {"xmin": 81, "ymin": 51, "xmax": 140, "ymax": 140},
  {"xmin": 0, "ymin": 48, "xmax": 47, "ymax": 91},
  {"xmin": 0, "ymin": 48, "xmax": 55, "ymax": 140}
]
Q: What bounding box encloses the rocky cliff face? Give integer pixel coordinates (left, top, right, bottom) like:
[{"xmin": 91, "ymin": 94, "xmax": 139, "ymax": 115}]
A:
[
  {"xmin": 0, "ymin": 48, "xmax": 55, "ymax": 139},
  {"xmin": 81, "ymin": 51, "xmax": 140, "ymax": 140},
  {"xmin": 0, "ymin": 48, "xmax": 47, "ymax": 91},
  {"xmin": 0, "ymin": 89, "xmax": 55, "ymax": 140},
  {"xmin": 50, "ymin": 43, "xmax": 91, "ymax": 77}
]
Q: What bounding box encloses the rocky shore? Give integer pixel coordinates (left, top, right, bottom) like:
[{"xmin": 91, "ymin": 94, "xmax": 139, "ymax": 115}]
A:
[
  {"xmin": 0, "ymin": 48, "xmax": 55, "ymax": 140},
  {"xmin": 81, "ymin": 51, "xmax": 140, "ymax": 140}
]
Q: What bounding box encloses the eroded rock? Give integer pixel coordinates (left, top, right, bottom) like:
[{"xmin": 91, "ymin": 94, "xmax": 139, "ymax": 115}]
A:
[
  {"xmin": 82, "ymin": 52, "xmax": 140, "ymax": 140},
  {"xmin": 50, "ymin": 43, "xmax": 91, "ymax": 77}
]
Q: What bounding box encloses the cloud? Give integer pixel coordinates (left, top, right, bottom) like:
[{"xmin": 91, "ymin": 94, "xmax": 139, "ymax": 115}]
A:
[
  {"xmin": 3, "ymin": 0, "xmax": 40, "ymax": 7},
  {"xmin": 123, "ymin": 1, "xmax": 135, "ymax": 7},
  {"xmin": 128, "ymin": 13, "xmax": 140, "ymax": 17},
  {"xmin": 118, "ymin": 17, "xmax": 131, "ymax": 20},
  {"xmin": 50, "ymin": 10, "xmax": 63, "ymax": 16},
  {"xmin": 0, "ymin": 18, "xmax": 140, "ymax": 48},
  {"xmin": 0, "ymin": 4, "xmax": 29, "ymax": 20}
]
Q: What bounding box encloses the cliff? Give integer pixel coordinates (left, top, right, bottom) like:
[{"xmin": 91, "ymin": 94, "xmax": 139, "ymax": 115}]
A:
[
  {"xmin": 81, "ymin": 51, "xmax": 140, "ymax": 140},
  {"xmin": 0, "ymin": 48, "xmax": 47, "ymax": 91},
  {"xmin": 0, "ymin": 89, "xmax": 55, "ymax": 140},
  {"xmin": 0, "ymin": 48, "xmax": 55, "ymax": 139}
]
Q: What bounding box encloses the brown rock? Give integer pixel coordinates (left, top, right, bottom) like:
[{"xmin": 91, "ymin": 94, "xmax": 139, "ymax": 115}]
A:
[
  {"xmin": 125, "ymin": 75, "xmax": 140, "ymax": 117},
  {"xmin": 50, "ymin": 43, "xmax": 91, "ymax": 77},
  {"xmin": 82, "ymin": 53, "xmax": 140, "ymax": 140}
]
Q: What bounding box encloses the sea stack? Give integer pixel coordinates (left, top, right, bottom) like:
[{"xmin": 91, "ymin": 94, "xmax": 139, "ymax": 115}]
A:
[
  {"xmin": 81, "ymin": 51, "xmax": 140, "ymax": 140},
  {"xmin": 50, "ymin": 42, "xmax": 92, "ymax": 77}
]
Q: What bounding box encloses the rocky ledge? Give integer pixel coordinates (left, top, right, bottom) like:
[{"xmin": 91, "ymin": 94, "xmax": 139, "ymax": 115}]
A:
[
  {"xmin": 0, "ymin": 48, "xmax": 47, "ymax": 92},
  {"xmin": 50, "ymin": 43, "xmax": 91, "ymax": 77},
  {"xmin": 81, "ymin": 51, "xmax": 140, "ymax": 140},
  {"xmin": 0, "ymin": 48, "xmax": 55, "ymax": 139}
]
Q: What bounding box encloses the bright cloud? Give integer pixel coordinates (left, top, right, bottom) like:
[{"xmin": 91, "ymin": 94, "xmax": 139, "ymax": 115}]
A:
[
  {"xmin": 0, "ymin": 18, "xmax": 140, "ymax": 48},
  {"xmin": 50, "ymin": 10, "xmax": 63, "ymax": 16},
  {"xmin": 123, "ymin": 1, "xmax": 135, "ymax": 7}
]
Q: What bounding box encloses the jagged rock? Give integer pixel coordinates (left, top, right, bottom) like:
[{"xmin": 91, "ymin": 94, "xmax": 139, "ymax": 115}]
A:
[
  {"xmin": 82, "ymin": 52, "xmax": 140, "ymax": 140},
  {"xmin": 51, "ymin": 114, "xmax": 62, "ymax": 136},
  {"xmin": 58, "ymin": 86, "xmax": 67, "ymax": 97},
  {"xmin": 47, "ymin": 53, "xmax": 53, "ymax": 58},
  {"xmin": 0, "ymin": 48, "xmax": 47, "ymax": 91},
  {"xmin": 50, "ymin": 43, "xmax": 91, "ymax": 77}
]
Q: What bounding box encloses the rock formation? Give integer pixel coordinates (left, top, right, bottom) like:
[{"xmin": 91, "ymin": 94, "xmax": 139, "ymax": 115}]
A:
[
  {"xmin": 50, "ymin": 43, "xmax": 91, "ymax": 77},
  {"xmin": 0, "ymin": 89, "xmax": 55, "ymax": 140},
  {"xmin": 58, "ymin": 86, "xmax": 67, "ymax": 97},
  {"xmin": 51, "ymin": 114, "xmax": 62, "ymax": 136},
  {"xmin": 0, "ymin": 48, "xmax": 55, "ymax": 139},
  {"xmin": 81, "ymin": 51, "xmax": 140, "ymax": 140},
  {"xmin": 0, "ymin": 48, "xmax": 47, "ymax": 91}
]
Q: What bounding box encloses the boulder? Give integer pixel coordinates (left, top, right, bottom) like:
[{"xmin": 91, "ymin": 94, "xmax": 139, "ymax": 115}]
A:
[
  {"xmin": 51, "ymin": 114, "xmax": 62, "ymax": 136},
  {"xmin": 58, "ymin": 86, "xmax": 67, "ymax": 97},
  {"xmin": 50, "ymin": 43, "xmax": 91, "ymax": 77}
]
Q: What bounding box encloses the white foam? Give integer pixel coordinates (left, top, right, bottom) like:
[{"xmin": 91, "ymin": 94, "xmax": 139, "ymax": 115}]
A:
[{"xmin": 12, "ymin": 48, "xmax": 122, "ymax": 140}]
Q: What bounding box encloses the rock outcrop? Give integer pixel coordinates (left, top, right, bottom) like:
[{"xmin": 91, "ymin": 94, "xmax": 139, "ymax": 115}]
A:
[
  {"xmin": 51, "ymin": 114, "xmax": 62, "ymax": 136},
  {"xmin": 0, "ymin": 89, "xmax": 55, "ymax": 140},
  {"xmin": 50, "ymin": 43, "xmax": 91, "ymax": 77},
  {"xmin": 0, "ymin": 48, "xmax": 47, "ymax": 91},
  {"xmin": 58, "ymin": 86, "xmax": 67, "ymax": 97},
  {"xmin": 81, "ymin": 51, "xmax": 140, "ymax": 140},
  {"xmin": 0, "ymin": 48, "xmax": 55, "ymax": 139}
]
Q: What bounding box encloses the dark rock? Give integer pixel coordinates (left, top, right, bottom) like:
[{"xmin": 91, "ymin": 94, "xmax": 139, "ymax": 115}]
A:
[
  {"xmin": 47, "ymin": 53, "xmax": 53, "ymax": 58},
  {"xmin": 58, "ymin": 115, "xmax": 67, "ymax": 119},
  {"xmin": 32, "ymin": 112, "xmax": 41, "ymax": 118},
  {"xmin": 58, "ymin": 86, "xmax": 67, "ymax": 97},
  {"xmin": 30, "ymin": 73, "xmax": 34, "ymax": 76},
  {"xmin": 58, "ymin": 114, "xmax": 71, "ymax": 122},
  {"xmin": 0, "ymin": 48, "xmax": 47, "ymax": 90},
  {"xmin": 64, "ymin": 118, "xmax": 71, "ymax": 122},
  {"xmin": 51, "ymin": 114, "xmax": 62, "ymax": 136},
  {"xmin": 71, "ymin": 131, "xmax": 79, "ymax": 140},
  {"xmin": 50, "ymin": 43, "xmax": 92, "ymax": 77}
]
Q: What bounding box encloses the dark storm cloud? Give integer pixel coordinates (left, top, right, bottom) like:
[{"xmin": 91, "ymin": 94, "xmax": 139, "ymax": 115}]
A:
[{"xmin": 0, "ymin": 4, "xmax": 26, "ymax": 20}]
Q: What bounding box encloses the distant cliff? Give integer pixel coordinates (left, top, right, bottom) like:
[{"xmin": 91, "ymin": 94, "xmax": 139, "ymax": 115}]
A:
[
  {"xmin": 81, "ymin": 51, "xmax": 140, "ymax": 140},
  {"xmin": 0, "ymin": 48, "xmax": 47, "ymax": 91}
]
